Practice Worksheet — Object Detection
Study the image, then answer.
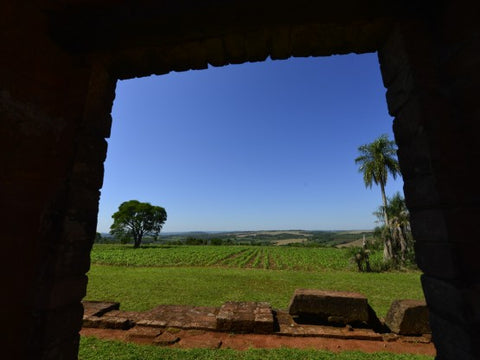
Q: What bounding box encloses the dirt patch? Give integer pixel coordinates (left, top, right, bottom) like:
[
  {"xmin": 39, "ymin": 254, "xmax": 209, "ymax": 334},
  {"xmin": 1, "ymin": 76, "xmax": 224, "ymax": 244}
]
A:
[
  {"xmin": 336, "ymin": 239, "xmax": 365, "ymax": 248},
  {"xmin": 337, "ymin": 230, "xmax": 371, "ymax": 235},
  {"xmin": 245, "ymin": 249, "xmax": 260, "ymax": 268},
  {"xmin": 236, "ymin": 231, "xmax": 312, "ymax": 237},
  {"xmin": 80, "ymin": 327, "xmax": 436, "ymax": 356},
  {"xmin": 267, "ymin": 253, "xmax": 276, "ymax": 269},
  {"xmin": 274, "ymin": 238, "xmax": 307, "ymax": 245},
  {"xmin": 260, "ymin": 231, "xmax": 311, "ymax": 236}
]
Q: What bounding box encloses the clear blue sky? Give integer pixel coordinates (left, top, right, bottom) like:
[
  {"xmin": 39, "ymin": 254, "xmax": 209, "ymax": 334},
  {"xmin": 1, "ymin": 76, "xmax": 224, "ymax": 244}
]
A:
[{"xmin": 96, "ymin": 52, "xmax": 404, "ymax": 233}]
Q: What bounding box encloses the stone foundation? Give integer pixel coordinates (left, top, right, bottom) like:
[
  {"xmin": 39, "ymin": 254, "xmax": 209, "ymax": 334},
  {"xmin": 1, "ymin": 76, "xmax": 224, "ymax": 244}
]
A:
[{"xmin": 82, "ymin": 299, "xmax": 431, "ymax": 343}]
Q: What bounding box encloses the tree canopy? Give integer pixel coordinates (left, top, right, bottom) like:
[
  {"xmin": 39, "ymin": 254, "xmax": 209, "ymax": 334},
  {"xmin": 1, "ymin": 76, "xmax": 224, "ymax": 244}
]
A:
[
  {"xmin": 110, "ymin": 200, "xmax": 167, "ymax": 248},
  {"xmin": 355, "ymin": 134, "xmax": 400, "ymax": 192}
]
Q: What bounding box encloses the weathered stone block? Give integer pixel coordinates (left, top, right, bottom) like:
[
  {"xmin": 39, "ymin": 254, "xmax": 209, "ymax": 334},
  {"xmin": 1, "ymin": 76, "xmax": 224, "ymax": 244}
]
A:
[
  {"xmin": 287, "ymin": 289, "xmax": 369, "ymax": 325},
  {"xmin": 216, "ymin": 301, "xmax": 274, "ymax": 334},
  {"xmin": 82, "ymin": 300, "xmax": 119, "ymax": 318},
  {"xmin": 136, "ymin": 319, "xmax": 168, "ymax": 328},
  {"xmin": 142, "ymin": 305, "xmax": 218, "ymax": 331},
  {"xmin": 385, "ymin": 299, "xmax": 430, "ymax": 335},
  {"xmin": 82, "ymin": 315, "xmax": 134, "ymax": 330},
  {"xmin": 254, "ymin": 302, "xmax": 275, "ymax": 334},
  {"xmin": 125, "ymin": 326, "xmax": 162, "ymax": 342}
]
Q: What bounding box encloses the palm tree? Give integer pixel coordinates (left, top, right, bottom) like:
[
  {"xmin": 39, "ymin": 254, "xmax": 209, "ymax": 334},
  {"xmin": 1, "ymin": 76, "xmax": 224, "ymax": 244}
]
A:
[
  {"xmin": 385, "ymin": 192, "xmax": 411, "ymax": 264},
  {"xmin": 355, "ymin": 134, "xmax": 401, "ymax": 261}
]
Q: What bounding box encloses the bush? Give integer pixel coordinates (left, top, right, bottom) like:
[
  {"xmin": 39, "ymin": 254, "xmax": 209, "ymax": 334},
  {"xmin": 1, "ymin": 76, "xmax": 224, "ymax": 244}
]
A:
[
  {"xmin": 348, "ymin": 247, "xmax": 372, "ymax": 272},
  {"xmin": 210, "ymin": 238, "xmax": 223, "ymax": 246},
  {"xmin": 368, "ymin": 255, "xmax": 395, "ymax": 272},
  {"xmin": 185, "ymin": 237, "xmax": 207, "ymax": 245}
]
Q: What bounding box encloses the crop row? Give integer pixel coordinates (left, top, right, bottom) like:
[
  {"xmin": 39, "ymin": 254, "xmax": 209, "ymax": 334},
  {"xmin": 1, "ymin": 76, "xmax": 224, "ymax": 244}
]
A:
[
  {"xmin": 215, "ymin": 246, "xmax": 351, "ymax": 271},
  {"xmin": 90, "ymin": 245, "xmax": 248, "ymax": 267},
  {"xmin": 90, "ymin": 244, "xmax": 364, "ymax": 271}
]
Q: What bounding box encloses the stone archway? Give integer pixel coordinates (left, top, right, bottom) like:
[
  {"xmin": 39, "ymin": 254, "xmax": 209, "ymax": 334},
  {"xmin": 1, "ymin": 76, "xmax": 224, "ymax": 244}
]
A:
[{"xmin": 2, "ymin": 1, "xmax": 479, "ymax": 359}]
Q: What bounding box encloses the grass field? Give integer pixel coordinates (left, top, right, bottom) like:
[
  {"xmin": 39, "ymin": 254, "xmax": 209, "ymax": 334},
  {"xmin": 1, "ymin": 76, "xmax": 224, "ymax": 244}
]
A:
[
  {"xmin": 79, "ymin": 337, "xmax": 433, "ymax": 360},
  {"xmin": 85, "ymin": 244, "xmax": 424, "ymax": 318}
]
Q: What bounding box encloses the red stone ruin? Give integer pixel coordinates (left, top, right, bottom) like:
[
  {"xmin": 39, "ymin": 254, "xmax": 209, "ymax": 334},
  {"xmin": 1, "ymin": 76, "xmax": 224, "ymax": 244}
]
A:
[{"xmin": 1, "ymin": 1, "xmax": 479, "ymax": 359}]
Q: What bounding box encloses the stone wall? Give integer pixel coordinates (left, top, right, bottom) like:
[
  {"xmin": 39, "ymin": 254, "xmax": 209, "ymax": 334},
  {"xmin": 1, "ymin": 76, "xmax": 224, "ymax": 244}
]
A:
[
  {"xmin": 1, "ymin": 2, "xmax": 109, "ymax": 358},
  {"xmin": 378, "ymin": 3, "xmax": 480, "ymax": 357},
  {"xmin": 1, "ymin": 1, "xmax": 479, "ymax": 359}
]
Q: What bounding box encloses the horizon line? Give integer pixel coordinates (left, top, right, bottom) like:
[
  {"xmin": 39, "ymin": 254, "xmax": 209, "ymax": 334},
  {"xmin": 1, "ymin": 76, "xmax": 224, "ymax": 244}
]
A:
[{"xmin": 98, "ymin": 228, "xmax": 374, "ymax": 234}]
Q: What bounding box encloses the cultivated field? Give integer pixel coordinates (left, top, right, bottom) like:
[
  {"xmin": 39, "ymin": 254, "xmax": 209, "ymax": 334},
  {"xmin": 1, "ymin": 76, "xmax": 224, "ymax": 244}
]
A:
[{"xmin": 90, "ymin": 244, "xmax": 363, "ymax": 270}]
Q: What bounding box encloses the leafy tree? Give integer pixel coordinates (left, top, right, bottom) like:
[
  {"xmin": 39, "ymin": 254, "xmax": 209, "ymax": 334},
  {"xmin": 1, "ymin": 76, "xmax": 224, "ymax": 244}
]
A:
[
  {"xmin": 110, "ymin": 200, "xmax": 167, "ymax": 248},
  {"xmin": 355, "ymin": 134, "xmax": 401, "ymax": 261}
]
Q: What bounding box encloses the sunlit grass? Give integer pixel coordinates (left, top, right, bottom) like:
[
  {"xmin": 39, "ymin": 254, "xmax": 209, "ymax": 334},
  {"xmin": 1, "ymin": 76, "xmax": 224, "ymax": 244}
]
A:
[
  {"xmin": 79, "ymin": 337, "xmax": 433, "ymax": 360},
  {"xmin": 85, "ymin": 265, "xmax": 423, "ymax": 318}
]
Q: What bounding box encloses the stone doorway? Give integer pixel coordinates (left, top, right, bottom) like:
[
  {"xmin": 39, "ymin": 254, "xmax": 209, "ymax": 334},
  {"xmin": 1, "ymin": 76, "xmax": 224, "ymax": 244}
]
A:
[{"xmin": 2, "ymin": 1, "xmax": 479, "ymax": 359}]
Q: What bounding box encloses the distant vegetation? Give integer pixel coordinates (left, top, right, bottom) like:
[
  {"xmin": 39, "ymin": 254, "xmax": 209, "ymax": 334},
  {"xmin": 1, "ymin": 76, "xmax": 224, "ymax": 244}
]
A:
[{"xmin": 96, "ymin": 229, "xmax": 375, "ymax": 248}]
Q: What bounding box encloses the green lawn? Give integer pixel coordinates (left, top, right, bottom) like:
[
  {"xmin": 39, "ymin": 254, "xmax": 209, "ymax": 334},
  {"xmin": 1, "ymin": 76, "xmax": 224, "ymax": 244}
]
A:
[
  {"xmin": 79, "ymin": 337, "xmax": 433, "ymax": 360},
  {"xmin": 85, "ymin": 265, "xmax": 423, "ymax": 318}
]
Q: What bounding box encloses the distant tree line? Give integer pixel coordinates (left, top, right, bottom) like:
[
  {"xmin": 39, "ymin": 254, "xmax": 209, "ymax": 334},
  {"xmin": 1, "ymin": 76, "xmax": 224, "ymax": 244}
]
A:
[{"xmin": 179, "ymin": 237, "xmax": 235, "ymax": 246}]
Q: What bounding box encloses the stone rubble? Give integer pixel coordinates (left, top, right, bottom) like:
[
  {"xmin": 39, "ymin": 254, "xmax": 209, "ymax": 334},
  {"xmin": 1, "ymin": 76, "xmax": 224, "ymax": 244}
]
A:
[{"xmin": 82, "ymin": 290, "xmax": 432, "ymax": 346}]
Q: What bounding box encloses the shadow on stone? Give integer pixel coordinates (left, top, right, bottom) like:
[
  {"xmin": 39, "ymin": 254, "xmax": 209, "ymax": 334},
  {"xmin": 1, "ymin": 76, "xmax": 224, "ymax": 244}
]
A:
[
  {"xmin": 385, "ymin": 299, "xmax": 430, "ymax": 335},
  {"xmin": 271, "ymin": 310, "xmax": 281, "ymax": 333},
  {"xmin": 287, "ymin": 289, "xmax": 391, "ymax": 333},
  {"xmin": 367, "ymin": 304, "xmax": 390, "ymax": 333}
]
